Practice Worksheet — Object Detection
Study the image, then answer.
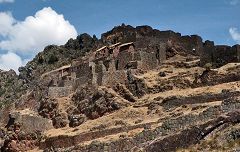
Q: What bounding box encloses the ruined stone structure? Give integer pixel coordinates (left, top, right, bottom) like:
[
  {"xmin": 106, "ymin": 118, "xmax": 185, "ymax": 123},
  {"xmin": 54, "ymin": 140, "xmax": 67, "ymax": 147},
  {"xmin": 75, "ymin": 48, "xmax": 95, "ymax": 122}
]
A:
[
  {"xmin": 201, "ymin": 41, "xmax": 240, "ymax": 67},
  {"xmin": 43, "ymin": 24, "xmax": 240, "ymax": 98},
  {"xmin": 44, "ymin": 41, "xmax": 166, "ymax": 98},
  {"xmin": 102, "ymin": 25, "xmax": 240, "ymax": 67},
  {"xmin": 102, "ymin": 25, "xmax": 204, "ymax": 57}
]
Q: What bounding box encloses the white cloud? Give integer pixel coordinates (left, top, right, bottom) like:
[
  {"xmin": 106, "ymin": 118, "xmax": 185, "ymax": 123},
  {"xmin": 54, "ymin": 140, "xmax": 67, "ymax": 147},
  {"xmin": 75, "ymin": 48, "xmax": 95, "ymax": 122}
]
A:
[
  {"xmin": 230, "ymin": 0, "xmax": 240, "ymax": 5},
  {"xmin": 0, "ymin": 7, "xmax": 77, "ymax": 54},
  {"xmin": 0, "ymin": 0, "xmax": 14, "ymax": 3},
  {"xmin": 0, "ymin": 7, "xmax": 77, "ymax": 72},
  {"xmin": 229, "ymin": 27, "xmax": 240, "ymax": 44},
  {"xmin": 0, "ymin": 52, "xmax": 24, "ymax": 72},
  {"xmin": 0, "ymin": 12, "xmax": 15, "ymax": 36}
]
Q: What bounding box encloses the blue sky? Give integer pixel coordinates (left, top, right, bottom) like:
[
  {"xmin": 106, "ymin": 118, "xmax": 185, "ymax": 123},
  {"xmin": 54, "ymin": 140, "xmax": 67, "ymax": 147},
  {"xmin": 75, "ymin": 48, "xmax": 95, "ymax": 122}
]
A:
[{"xmin": 0, "ymin": 0, "xmax": 240, "ymax": 72}]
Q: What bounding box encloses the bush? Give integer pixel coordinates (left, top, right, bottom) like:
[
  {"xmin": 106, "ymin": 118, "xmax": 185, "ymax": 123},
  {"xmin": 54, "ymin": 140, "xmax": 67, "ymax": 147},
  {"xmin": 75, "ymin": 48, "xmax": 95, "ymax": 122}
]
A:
[
  {"xmin": 37, "ymin": 55, "xmax": 44, "ymax": 64},
  {"xmin": 47, "ymin": 54, "xmax": 58, "ymax": 64},
  {"xmin": 204, "ymin": 63, "xmax": 212, "ymax": 71}
]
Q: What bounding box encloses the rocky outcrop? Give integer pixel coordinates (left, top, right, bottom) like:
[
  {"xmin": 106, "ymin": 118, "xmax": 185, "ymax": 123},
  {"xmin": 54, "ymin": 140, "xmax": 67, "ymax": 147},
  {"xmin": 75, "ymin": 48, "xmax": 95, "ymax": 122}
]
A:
[
  {"xmin": 6, "ymin": 110, "xmax": 53, "ymax": 133},
  {"xmin": 18, "ymin": 33, "xmax": 99, "ymax": 83},
  {"xmin": 1, "ymin": 110, "xmax": 51, "ymax": 152},
  {"xmin": 0, "ymin": 70, "xmax": 28, "ymax": 109},
  {"xmin": 72, "ymin": 86, "xmax": 130, "ymax": 120}
]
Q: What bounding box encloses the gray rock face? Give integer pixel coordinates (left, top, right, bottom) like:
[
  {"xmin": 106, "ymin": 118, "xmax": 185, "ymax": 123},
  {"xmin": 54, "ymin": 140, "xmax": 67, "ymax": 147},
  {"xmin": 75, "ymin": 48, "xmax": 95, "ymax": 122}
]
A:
[
  {"xmin": 72, "ymin": 87, "xmax": 125, "ymax": 119},
  {"xmin": 7, "ymin": 110, "xmax": 53, "ymax": 133},
  {"xmin": 0, "ymin": 70, "xmax": 28, "ymax": 109}
]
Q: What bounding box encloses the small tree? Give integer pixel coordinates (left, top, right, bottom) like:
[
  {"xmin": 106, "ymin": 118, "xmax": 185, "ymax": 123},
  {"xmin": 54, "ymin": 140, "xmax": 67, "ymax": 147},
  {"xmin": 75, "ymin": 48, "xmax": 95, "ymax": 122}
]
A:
[
  {"xmin": 47, "ymin": 54, "xmax": 58, "ymax": 64},
  {"xmin": 37, "ymin": 55, "xmax": 44, "ymax": 64},
  {"xmin": 204, "ymin": 63, "xmax": 212, "ymax": 71}
]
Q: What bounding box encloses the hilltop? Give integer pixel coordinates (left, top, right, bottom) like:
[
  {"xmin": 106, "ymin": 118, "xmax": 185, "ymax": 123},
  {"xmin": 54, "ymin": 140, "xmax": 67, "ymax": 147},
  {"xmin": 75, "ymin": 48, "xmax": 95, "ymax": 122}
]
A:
[{"xmin": 0, "ymin": 24, "xmax": 240, "ymax": 152}]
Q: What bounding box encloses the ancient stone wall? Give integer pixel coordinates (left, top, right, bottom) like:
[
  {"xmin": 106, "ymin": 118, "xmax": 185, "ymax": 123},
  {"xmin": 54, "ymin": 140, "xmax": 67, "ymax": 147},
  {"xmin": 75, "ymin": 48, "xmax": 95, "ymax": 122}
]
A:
[
  {"xmin": 157, "ymin": 30, "xmax": 181, "ymax": 42},
  {"xmin": 73, "ymin": 62, "xmax": 92, "ymax": 78},
  {"xmin": 139, "ymin": 50, "xmax": 158, "ymax": 70},
  {"xmin": 101, "ymin": 24, "xmax": 136, "ymax": 44},
  {"xmin": 115, "ymin": 50, "xmax": 134, "ymax": 70},
  {"xmin": 179, "ymin": 35, "xmax": 203, "ymax": 55},
  {"xmin": 201, "ymin": 42, "xmax": 239, "ymax": 67},
  {"xmin": 95, "ymin": 59, "xmax": 127, "ymax": 86},
  {"xmin": 237, "ymin": 45, "xmax": 240, "ymax": 61},
  {"xmin": 70, "ymin": 62, "xmax": 93, "ymax": 88},
  {"xmin": 43, "ymin": 27, "xmax": 239, "ymax": 99},
  {"xmin": 200, "ymin": 40, "xmax": 215, "ymax": 66},
  {"xmin": 95, "ymin": 61, "xmax": 106, "ymax": 86},
  {"xmin": 101, "ymin": 24, "xmax": 239, "ymax": 68},
  {"xmin": 44, "ymin": 40, "xmax": 166, "ymax": 96},
  {"xmin": 232, "ymin": 45, "xmax": 240, "ymax": 62},
  {"xmin": 214, "ymin": 45, "xmax": 235, "ymax": 65},
  {"xmin": 158, "ymin": 44, "xmax": 167, "ymax": 63},
  {"xmin": 48, "ymin": 86, "xmax": 73, "ymax": 98}
]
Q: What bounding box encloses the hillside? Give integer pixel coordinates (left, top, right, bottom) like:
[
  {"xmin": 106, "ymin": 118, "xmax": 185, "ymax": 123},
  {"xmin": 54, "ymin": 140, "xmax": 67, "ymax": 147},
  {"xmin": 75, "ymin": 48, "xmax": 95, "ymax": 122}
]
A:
[{"xmin": 0, "ymin": 24, "xmax": 240, "ymax": 152}]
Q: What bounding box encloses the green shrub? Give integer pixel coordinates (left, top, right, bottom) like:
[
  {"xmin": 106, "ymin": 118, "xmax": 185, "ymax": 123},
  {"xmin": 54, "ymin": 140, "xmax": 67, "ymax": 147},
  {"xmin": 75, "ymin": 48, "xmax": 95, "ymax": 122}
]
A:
[
  {"xmin": 47, "ymin": 54, "xmax": 58, "ymax": 64},
  {"xmin": 204, "ymin": 63, "xmax": 212, "ymax": 71}
]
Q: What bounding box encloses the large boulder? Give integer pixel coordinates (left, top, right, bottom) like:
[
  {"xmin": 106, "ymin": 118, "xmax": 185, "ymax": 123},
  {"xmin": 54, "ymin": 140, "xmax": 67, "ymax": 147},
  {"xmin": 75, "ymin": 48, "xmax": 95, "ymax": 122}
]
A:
[
  {"xmin": 7, "ymin": 109, "xmax": 53, "ymax": 133},
  {"xmin": 72, "ymin": 86, "xmax": 130, "ymax": 120}
]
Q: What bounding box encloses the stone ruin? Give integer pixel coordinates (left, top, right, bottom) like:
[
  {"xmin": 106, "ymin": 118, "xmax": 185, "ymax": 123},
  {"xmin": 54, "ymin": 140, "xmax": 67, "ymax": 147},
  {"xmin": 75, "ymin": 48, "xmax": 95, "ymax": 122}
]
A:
[
  {"xmin": 44, "ymin": 41, "xmax": 164, "ymax": 98},
  {"xmin": 201, "ymin": 40, "xmax": 240, "ymax": 66},
  {"xmin": 101, "ymin": 25, "xmax": 240, "ymax": 67},
  {"xmin": 42, "ymin": 25, "xmax": 240, "ymax": 98}
]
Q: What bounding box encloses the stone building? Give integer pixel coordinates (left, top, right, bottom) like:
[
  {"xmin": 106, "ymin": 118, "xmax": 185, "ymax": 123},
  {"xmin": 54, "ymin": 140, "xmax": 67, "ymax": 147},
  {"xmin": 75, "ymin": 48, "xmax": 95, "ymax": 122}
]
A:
[
  {"xmin": 44, "ymin": 24, "xmax": 240, "ymax": 98},
  {"xmin": 45, "ymin": 40, "xmax": 167, "ymax": 98}
]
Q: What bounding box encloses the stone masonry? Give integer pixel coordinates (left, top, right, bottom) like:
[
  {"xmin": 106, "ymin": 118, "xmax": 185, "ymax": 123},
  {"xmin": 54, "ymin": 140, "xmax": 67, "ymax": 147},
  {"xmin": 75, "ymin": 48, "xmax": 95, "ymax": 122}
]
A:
[{"xmin": 43, "ymin": 25, "xmax": 240, "ymax": 98}]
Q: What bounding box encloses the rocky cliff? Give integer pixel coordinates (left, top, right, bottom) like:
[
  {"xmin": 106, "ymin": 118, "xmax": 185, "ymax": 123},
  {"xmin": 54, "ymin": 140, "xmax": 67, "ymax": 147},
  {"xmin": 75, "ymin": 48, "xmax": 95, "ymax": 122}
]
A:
[{"xmin": 0, "ymin": 24, "xmax": 240, "ymax": 152}]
